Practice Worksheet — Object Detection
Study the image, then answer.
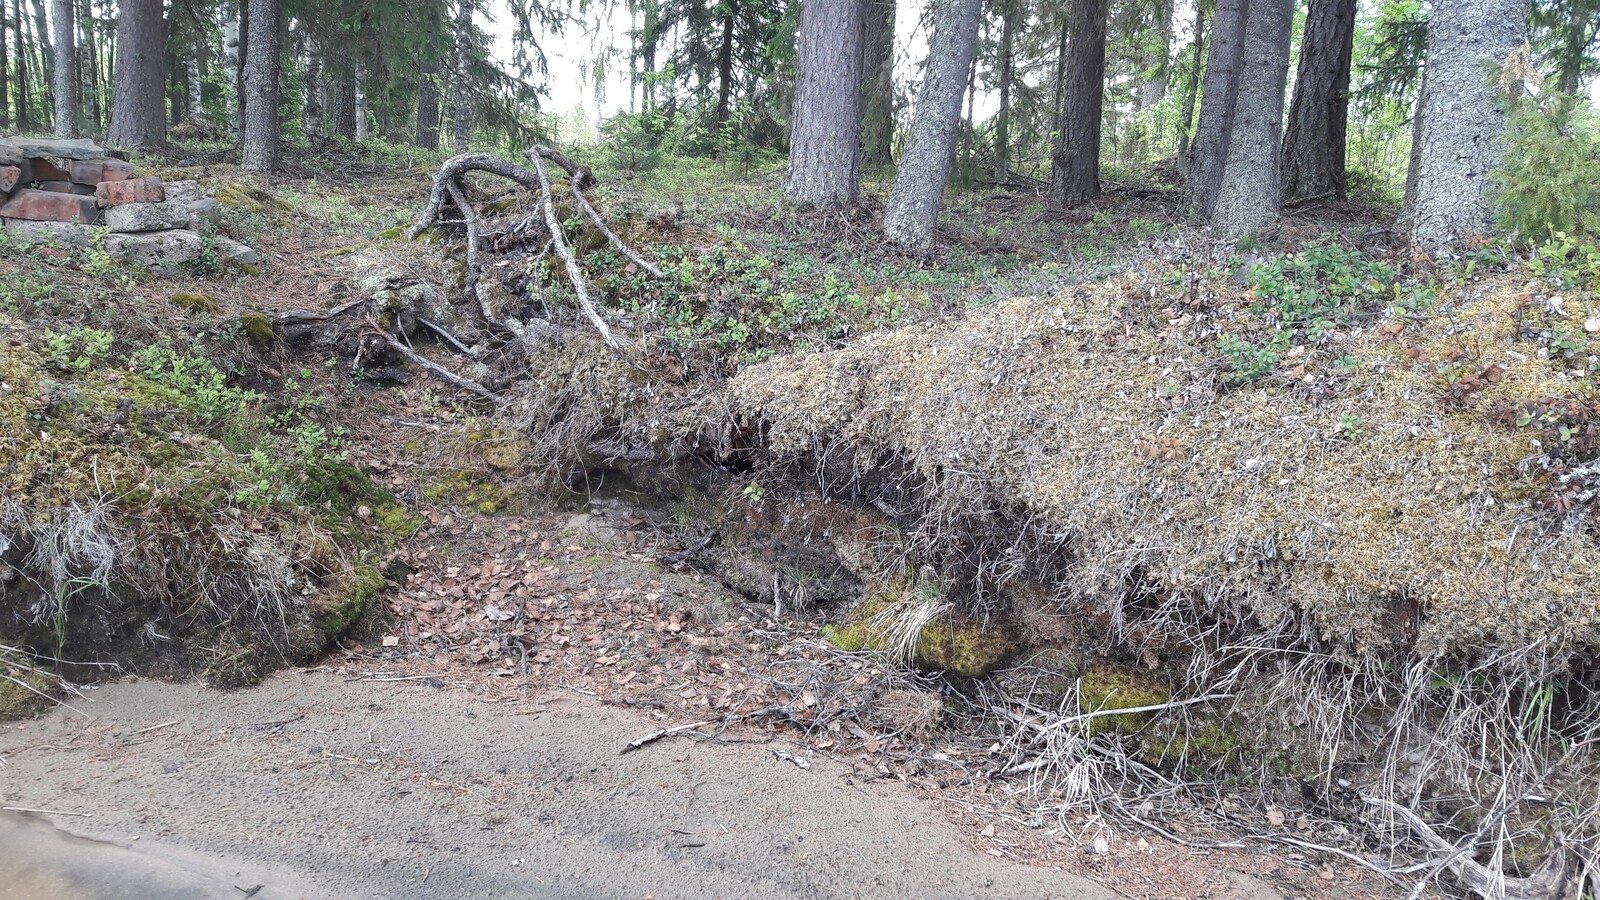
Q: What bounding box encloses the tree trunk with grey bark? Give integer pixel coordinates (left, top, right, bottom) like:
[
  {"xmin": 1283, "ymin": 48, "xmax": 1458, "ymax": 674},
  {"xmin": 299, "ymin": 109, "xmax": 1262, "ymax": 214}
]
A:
[
  {"xmin": 1401, "ymin": 0, "xmax": 1529, "ymax": 248},
  {"xmin": 223, "ymin": 4, "xmax": 243, "ymax": 132},
  {"xmin": 241, "ymin": 0, "xmax": 278, "ymax": 172},
  {"xmin": 993, "ymin": 0, "xmax": 1016, "ymax": 182},
  {"xmin": 330, "ymin": 68, "xmax": 357, "ymax": 138},
  {"xmin": 883, "ymin": 0, "xmax": 982, "ymax": 251},
  {"xmin": 1186, "ymin": 0, "xmax": 1246, "ymax": 218},
  {"xmin": 416, "ymin": 61, "xmax": 441, "ymax": 149},
  {"xmin": 51, "ymin": 0, "xmax": 76, "ymax": 137},
  {"xmin": 354, "ymin": 66, "xmax": 369, "ymax": 139},
  {"xmin": 452, "ymin": 0, "xmax": 472, "ymax": 150},
  {"xmin": 107, "ymin": 0, "xmax": 166, "ymax": 148},
  {"xmin": 0, "ymin": 1, "xmax": 9, "ymax": 130},
  {"xmin": 785, "ymin": 0, "xmax": 866, "ymax": 206},
  {"xmin": 302, "ymin": 36, "xmax": 322, "ymax": 136},
  {"xmin": 1050, "ymin": 0, "xmax": 1109, "ymax": 206},
  {"xmin": 1280, "ymin": 0, "xmax": 1357, "ymax": 201},
  {"xmin": 29, "ymin": 0, "xmax": 51, "ymax": 89},
  {"xmin": 1175, "ymin": 2, "xmax": 1205, "ymax": 169},
  {"xmin": 14, "ymin": 0, "xmax": 32, "ymax": 130},
  {"xmin": 1209, "ymin": 0, "xmax": 1292, "ymax": 237},
  {"xmin": 860, "ymin": 0, "xmax": 895, "ymax": 169}
]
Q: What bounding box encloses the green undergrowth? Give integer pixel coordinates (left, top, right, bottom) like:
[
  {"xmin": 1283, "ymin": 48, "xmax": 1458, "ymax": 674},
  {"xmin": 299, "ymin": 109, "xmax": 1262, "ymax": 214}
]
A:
[{"xmin": 0, "ymin": 316, "xmax": 416, "ymax": 681}]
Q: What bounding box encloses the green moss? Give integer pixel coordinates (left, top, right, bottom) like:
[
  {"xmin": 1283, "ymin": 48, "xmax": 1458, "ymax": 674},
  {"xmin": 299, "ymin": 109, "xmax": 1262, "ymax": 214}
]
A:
[
  {"xmin": 1080, "ymin": 662, "xmax": 1170, "ymax": 734},
  {"xmin": 313, "ymin": 565, "xmax": 387, "ymax": 639},
  {"xmin": 466, "ymin": 426, "xmax": 525, "ymax": 472},
  {"xmin": 371, "ymin": 501, "xmax": 423, "ymax": 538},
  {"xmin": 170, "ymin": 292, "xmax": 219, "ymax": 314},
  {"xmin": 821, "ymin": 582, "xmax": 1016, "ymax": 677},
  {"xmin": 238, "ymin": 311, "xmax": 275, "ymax": 352},
  {"xmin": 423, "ymin": 469, "xmax": 513, "ymax": 515},
  {"xmin": 0, "ymin": 657, "xmax": 53, "ymax": 721},
  {"xmin": 376, "ymin": 226, "xmax": 405, "ymax": 240},
  {"xmin": 215, "ymin": 182, "xmax": 292, "ymax": 214}
]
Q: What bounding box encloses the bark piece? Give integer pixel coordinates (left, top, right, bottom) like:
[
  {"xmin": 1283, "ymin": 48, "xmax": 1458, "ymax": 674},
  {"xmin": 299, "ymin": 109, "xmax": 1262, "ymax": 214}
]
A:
[
  {"xmin": 97, "ymin": 177, "xmax": 166, "ymax": 206},
  {"xmin": 105, "ymin": 229, "xmax": 205, "ymax": 266},
  {"xmin": 70, "ymin": 158, "xmax": 134, "ymax": 184},
  {"xmin": 103, "ymin": 199, "xmax": 191, "ymax": 232},
  {"xmin": 0, "ymin": 189, "xmax": 99, "ymax": 223}
]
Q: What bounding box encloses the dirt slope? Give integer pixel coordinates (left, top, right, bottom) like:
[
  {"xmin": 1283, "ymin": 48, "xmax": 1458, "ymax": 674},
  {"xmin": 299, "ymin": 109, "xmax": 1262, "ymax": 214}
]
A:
[{"xmin": 0, "ymin": 670, "xmax": 1166, "ymax": 900}]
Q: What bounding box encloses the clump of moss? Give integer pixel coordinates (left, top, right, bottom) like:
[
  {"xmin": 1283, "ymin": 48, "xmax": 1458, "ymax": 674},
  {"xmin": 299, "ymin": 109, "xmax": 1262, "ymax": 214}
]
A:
[
  {"xmin": 170, "ymin": 292, "xmax": 219, "ymax": 315},
  {"xmin": 0, "ymin": 653, "xmax": 54, "ymax": 721},
  {"xmin": 466, "ymin": 426, "xmax": 527, "ymax": 472},
  {"xmin": 238, "ymin": 311, "xmax": 275, "ymax": 352},
  {"xmin": 423, "ymin": 469, "xmax": 514, "ymax": 515},
  {"xmin": 1080, "ymin": 662, "xmax": 1170, "ymax": 734},
  {"xmin": 214, "ymin": 182, "xmax": 291, "ymax": 214},
  {"xmin": 311, "ymin": 565, "xmax": 388, "ymax": 639},
  {"xmin": 822, "ymin": 580, "xmax": 1017, "ymax": 677}
]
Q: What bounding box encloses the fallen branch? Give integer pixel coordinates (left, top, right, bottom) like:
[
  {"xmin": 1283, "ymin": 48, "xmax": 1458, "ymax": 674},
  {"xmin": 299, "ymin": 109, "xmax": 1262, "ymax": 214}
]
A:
[
  {"xmin": 271, "ymin": 297, "xmax": 370, "ymax": 325},
  {"xmin": 417, "ymin": 316, "xmax": 477, "ymax": 356},
  {"xmin": 1366, "ymin": 796, "xmax": 1575, "ymax": 900},
  {"xmin": 622, "ymin": 718, "xmax": 718, "ymax": 753},
  {"xmin": 526, "ymin": 150, "xmax": 623, "ymax": 348},
  {"xmin": 380, "ymin": 333, "xmax": 500, "ymax": 401}
]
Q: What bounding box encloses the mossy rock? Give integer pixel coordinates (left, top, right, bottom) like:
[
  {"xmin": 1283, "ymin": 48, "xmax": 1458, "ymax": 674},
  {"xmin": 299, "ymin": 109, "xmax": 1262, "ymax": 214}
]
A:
[
  {"xmin": 1080, "ymin": 661, "xmax": 1170, "ymax": 734},
  {"xmin": 239, "ymin": 311, "xmax": 275, "ymax": 352},
  {"xmin": 170, "ymin": 292, "xmax": 220, "ymax": 315},
  {"xmin": 214, "ymin": 182, "xmax": 292, "ymax": 214},
  {"xmin": 821, "ymin": 580, "xmax": 1018, "ymax": 677},
  {"xmin": 310, "ymin": 565, "xmax": 389, "ymax": 640}
]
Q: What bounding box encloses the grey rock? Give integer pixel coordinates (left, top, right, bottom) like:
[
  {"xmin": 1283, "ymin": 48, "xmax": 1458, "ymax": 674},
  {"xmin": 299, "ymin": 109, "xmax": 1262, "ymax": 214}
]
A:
[
  {"xmin": 214, "ymin": 236, "xmax": 259, "ymax": 265},
  {"xmin": 397, "ymin": 282, "xmax": 441, "ymax": 308},
  {"xmin": 105, "ymin": 229, "xmax": 206, "ymax": 267},
  {"xmin": 187, "ymin": 198, "xmax": 224, "ymax": 226},
  {"xmin": 2, "ymin": 218, "xmax": 92, "ymax": 249},
  {"xmin": 1, "ymin": 137, "xmax": 105, "ymax": 160},
  {"xmin": 104, "ymin": 200, "xmax": 193, "ymax": 233},
  {"xmin": 357, "ymin": 269, "xmax": 405, "ymax": 296},
  {"xmin": 164, "ymin": 180, "xmax": 203, "ymax": 202}
]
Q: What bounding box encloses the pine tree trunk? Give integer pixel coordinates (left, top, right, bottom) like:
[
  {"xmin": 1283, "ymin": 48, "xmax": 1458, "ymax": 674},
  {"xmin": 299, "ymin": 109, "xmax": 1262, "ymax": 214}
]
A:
[
  {"xmin": 883, "ymin": 0, "xmax": 982, "ymax": 251},
  {"xmin": 1186, "ymin": 0, "xmax": 1247, "ymax": 217},
  {"xmin": 1553, "ymin": 2, "xmax": 1595, "ymax": 94},
  {"xmin": 993, "ymin": 0, "xmax": 1015, "ymax": 182},
  {"xmin": 80, "ymin": 0, "xmax": 98, "ymax": 129},
  {"xmin": 416, "ymin": 61, "xmax": 440, "ymax": 149},
  {"xmin": 715, "ymin": 8, "xmax": 734, "ymax": 125},
  {"xmin": 106, "ymin": 0, "xmax": 165, "ymax": 148},
  {"xmin": 330, "ymin": 68, "xmax": 356, "ymax": 138},
  {"xmin": 452, "ymin": 0, "xmax": 472, "ymax": 150},
  {"xmin": 51, "ymin": 0, "xmax": 76, "ymax": 136},
  {"xmin": 240, "ymin": 0, "xmax": 278, "ymax": 172},
  {"xmin": 785, "ymin": 0, "xmax": 865, "ymax": 206},
  {"xmin": 1175, "ymin": 2, "xmax": 1205, "ymax": 168},
  {"xmin": 860, "ymin": 0, "xmax": 894, "ymax": 169},
  {"xmin": 30, "ymin": 0, "xmax": 50, "ymax": 89},
  {"xmin": 1050, "ymin": 0, "xmax": 1109, "ymax": 206},
  {"xmin": 1209, "ymin": 0, "xmax": 1293, "ymax": 237},
  {"xmin": 14, "ymin": 0, "xmax": 30, "ymax": 130},
  {"xmin": 1140, "ymin": 0, "xmax": 1174, "ymax": 107},
  {"xmin": 1401, "ymin": 0, "xmax": 1529, "ymax": 248},
  {"xmin": 0, "ymin": 1, "xmax": 9, "ymax": 130},
  {"xmin": 1280, "ymin": 0, "xmax": 1356, "ymax": 201}
]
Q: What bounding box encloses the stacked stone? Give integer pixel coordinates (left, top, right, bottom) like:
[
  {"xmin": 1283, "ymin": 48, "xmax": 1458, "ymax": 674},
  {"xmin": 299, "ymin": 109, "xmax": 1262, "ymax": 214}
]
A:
[{"xmin": 0, "ymin": 137, "xmax": 257, "ymax": 267}]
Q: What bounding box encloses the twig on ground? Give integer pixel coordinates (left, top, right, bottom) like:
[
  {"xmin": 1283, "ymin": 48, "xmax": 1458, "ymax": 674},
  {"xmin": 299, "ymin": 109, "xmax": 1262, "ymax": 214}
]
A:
[{"xmin": 622, "ymin": 718, "xmax": 718, "ymax": 753}]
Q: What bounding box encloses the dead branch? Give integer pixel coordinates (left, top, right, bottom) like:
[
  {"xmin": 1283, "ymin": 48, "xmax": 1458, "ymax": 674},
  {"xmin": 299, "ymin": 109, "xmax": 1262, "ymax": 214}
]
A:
[
  {"xmin": 525, "ymin": 148, "xmax": 665, "ymax": 279},
  {"xmin": 380, "ymin": 332, "xmax": 500, "ymax": 401},
  {"xmin": 526, "ymin": 150, "xmax": 624, "ymax": 348},
  {"xmin": 622, "ymin": 718, "xmax": 718, "ymax": 753},
  {"xmin": 416, "ymin": 317, "xmax": 477, "ymax": 356},
  {"xmin": 1367, "ymin": 797, "xmax": 1576, "ymax": 900},
  {"xmin": 270, "ymin": 297, "xmax": 370, "ymax": 325}
]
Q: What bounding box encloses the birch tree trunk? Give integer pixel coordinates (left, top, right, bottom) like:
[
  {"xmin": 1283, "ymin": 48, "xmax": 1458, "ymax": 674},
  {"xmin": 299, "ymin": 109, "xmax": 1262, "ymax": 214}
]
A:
[
  {"xmin": 1280, "ymin": 0, "xmax": 1357, "ymax": 201},
  {"xmin": 240, "ymin": 0, "xmax": 278, "ymax": 172},
  {"xmin": 785, "ymin": 0, "xmax": 866, "ymax": 207},
  {"xmin": 1050, "ymin": 0, "xmax": 1110, "ymax": 206},
  {"xmin": 1401, "ymin": 0, "xmax": 1529, "ymax": 248},
  {"xmin": 354, "ymin": 66, "xmax": 369, "ymax": 139},
  {"xmin": 302, "ymin": 35, "xmax": 322, "ymax": 136},
  {"xmin": 106, "ymin": 0, "xmax": 166, "ymax": 148},
  {"xmin": 51, "ymin": 0, "xmax": 76, "ymax": 137},
  {"xmin": 223, "ymin": 5, "xmax": 242, "ymax": 132},
  {"xmin": 883, "ymin": 0, "xmax": 983, "ymax": 251}
]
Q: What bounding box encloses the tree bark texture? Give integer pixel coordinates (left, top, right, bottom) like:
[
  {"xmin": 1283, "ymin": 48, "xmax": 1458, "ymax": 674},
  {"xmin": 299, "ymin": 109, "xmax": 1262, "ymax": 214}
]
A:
[
  {"xmin": 453, "ymin": 0, "xmax": 472, "ymax": 150},
  {"xmin": 107, "ymin": 0, "xmax": 166, "ymax": 148},
  {"xmin": 1186, "ymin": 0, "xmax": 1246, "ymax": 217},
  {"xmin": 416, "ymin": 61, "xmax": 440, "ymax": 149},
  {"xmin": 1401, "ymin": 0, "xmax": 1529, "ymax": 248},
  {"xmin": 354, "ymin": 66, "xmax": 369, "ymax": 139},
  {"xmin": 241, "ymin": 0, "xmax": 278, "ymax": 172},
  {"xmin": 79, "ymin": 0, "xmax": 97, "ymax": 128},
  {"xmin": 14, "ymin": 0, "xmax": 31, "ymax": 129},
  {"xmin": 1209, "ymin": 0, "xmax": 1293, "ymax": 237},
  {"xmin": 0, "ymin": 1, "xmax": 9, "ymax": 130},
  {"xmin": 1280, "ymin": 0, "xmax": 1357, "ymax": 201},
  {"xmin": 186, "ymin": 46, "xmax": 202, "ymax": 120},
  {"xmin": 785, "ymin": 0, "xmax": 866, "ymax": 206},
  {"xmin": 715, "ymin": 8, "xmax": 734, "ymax": 125},
  {"xmin": 330, "ymin": 68, "xmax": 357, "ymax": 138},
  {"xmin": 222, "ymin": 7, "xmax": 241, "ymax": 131},
  {"xmin": 860, "ymin": 0, "xmax": 895, "ymax": 169},
  {"xmin": 1050, "ymin": 0, "xmax": 1109, "ymax": 206},
  {"xmin": 993, "ymin": 0, "xmax": 1015, "ymax": 182},
  {"xmin": 50, "ymin": 0, "xmax": 76, "ymax": 137},
  {"xmin": 883, "ymin": 0, "xmax": 982, "ymax": 251},
  {"xmin": 29, "ymin": 0, "xmax": 50, "ymax": 87},
  {"xmin": 302, "ymin": 35, "xmax": 322, "ymax": 136}
]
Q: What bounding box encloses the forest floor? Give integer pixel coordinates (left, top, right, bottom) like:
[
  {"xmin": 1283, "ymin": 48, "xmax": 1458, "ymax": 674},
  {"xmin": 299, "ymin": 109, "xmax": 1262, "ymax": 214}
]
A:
[{"xmin": 0, "ymin": 147, "xmax": 1414, "ymax": 898}]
